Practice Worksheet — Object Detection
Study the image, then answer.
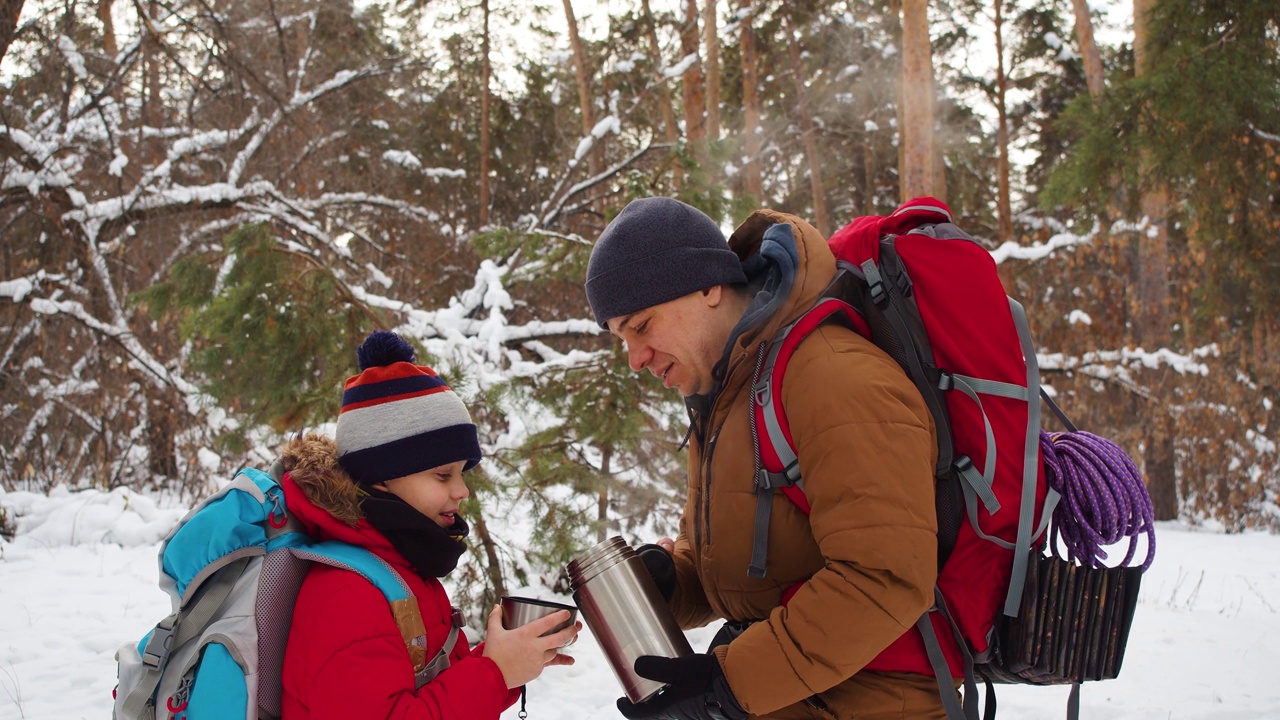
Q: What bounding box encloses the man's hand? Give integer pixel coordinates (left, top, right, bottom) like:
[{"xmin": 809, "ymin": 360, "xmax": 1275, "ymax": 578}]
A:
[{"xmin": 616, "ymin": 654, "xmax": 747, "ymax": 720}]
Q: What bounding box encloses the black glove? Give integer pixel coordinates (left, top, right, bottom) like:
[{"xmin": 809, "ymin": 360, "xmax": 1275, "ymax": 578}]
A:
[
  {"xmin": 637, "ymin": 543, "xmax": 677, "ymax": 603},
  {"xmin": 616, "ymin": 654, "xmax": 747, "ymax": 720}
]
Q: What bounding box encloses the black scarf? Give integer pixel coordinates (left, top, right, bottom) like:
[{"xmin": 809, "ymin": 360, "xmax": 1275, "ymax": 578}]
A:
[{"xmin": 361, "ymin": 487, "xmax": 469, "ymax": 579}]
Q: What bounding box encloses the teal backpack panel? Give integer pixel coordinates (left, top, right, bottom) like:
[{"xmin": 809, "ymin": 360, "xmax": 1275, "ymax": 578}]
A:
[{"xmin": 113, "ymin": 466, "xmax": 427, "ymax": 720}]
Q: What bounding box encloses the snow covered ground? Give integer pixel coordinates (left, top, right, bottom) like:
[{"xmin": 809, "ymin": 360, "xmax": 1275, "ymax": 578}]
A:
[{"xmin": 1, "ymin": 485, "xmax": 1277, "ymax": 720}]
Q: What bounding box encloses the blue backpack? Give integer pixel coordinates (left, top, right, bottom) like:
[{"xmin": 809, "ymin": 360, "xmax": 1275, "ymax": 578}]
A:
[{"xmin": 113, "ymin": 466, "xmax": 460, "ymax": 720}]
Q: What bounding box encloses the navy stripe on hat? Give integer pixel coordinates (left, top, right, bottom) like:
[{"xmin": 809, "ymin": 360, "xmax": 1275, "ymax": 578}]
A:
[
  {"xmin": 338, "ymin": 424, "xmax": 482, "ymax": 486},
  {"xmin": 342, "ymin": 373, "xmax": 448, "ymax": 407}
]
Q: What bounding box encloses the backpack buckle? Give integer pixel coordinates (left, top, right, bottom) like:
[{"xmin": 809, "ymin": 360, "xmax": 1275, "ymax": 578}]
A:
[
  {"xmin": 938, "ymin": 371, "xmax": 955, "ymax": 391},
  {"xmin": 756, "ymin": 468, "xmax": 794, "ymax": 491},
  {"xmin": 752, "ymin": 379, "xmax": 771, "ymax": 408},
  {"xmin": 142, "ymin": 615, "xmax": 178, "ymax": 669},
  {"xmin": 861, "ymin": 260, "xmax": 888, "ymax": 306}
]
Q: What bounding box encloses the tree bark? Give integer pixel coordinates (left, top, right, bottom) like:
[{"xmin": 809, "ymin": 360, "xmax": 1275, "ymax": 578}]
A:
[
  {"xmin": 1133, "ymin": 0, "xmax": 1176, "ymax": 521},
  {"xmin": 471, "ymin": 506, "xmax": 508, "ymax": 601},
  {"xmin": 994, "ymin": 0, "xmax": 1013, "ymax": 243},
  {"xmin": 640, "ymin": 0, "xmax": 680, "ymax": 147},
  {"xmin": 679, "ymin": 0, "xmax": 706, "ymax": 146},
  {"xmin": 478, "ymin": 0, "xmax": 492, "ymax": 228},
  {"xmin": 785, "ymin": 11, "xmax": 829, "ymax": 237},
  {"xmin": 739, "ymin": 0, "xmax": 763, "ymax": 200},
  {"xmin": 1070, "ymin": 0, "xmax": 1105, "ymax": 97},
  {"xmin": 702, "ymin": 0, "xmax": 721, "ymax": 141},
  {"xmin": 562, "ymin": 0, "xmax": 603, "ymax": 185},
  {"xmin": 99, "ymin": 0, "xmax": 116, "ymax": 57},
  {"xmin": 597, "ymin": 445, "xmax": 613, "ymax": 543},
  {"xmin": 0, "ymin": 0, "xmax": 22, "ymax": 65},
  {"xmin": 899, "ymin": 0, "xmax": 936, "ymax": 200}
]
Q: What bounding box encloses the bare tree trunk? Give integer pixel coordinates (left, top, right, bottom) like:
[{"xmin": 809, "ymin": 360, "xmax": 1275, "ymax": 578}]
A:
[
  {"xmin": 785, "ymin": 11, "xmax": 829, "ymax": 237},
  {"xmin": 479, "ymin": 0, "xmax": 492, "ymax": 228},
  {"xmin": 0, "ymin": 0, "xmax": 22, "ymax": 65},
  {"xmin": 863, "ymin": 139, "xmax": 876, "ymax": 215},
  {"xmin": 99, "ymin": 0, "xmax": 116, "ymax": 56},
  {"xmin": 680, "ymin": 0, "xmax": 706, "ymax": 147},
  {"xmin": 1133, "ymin": 0, "xmax": 1176, "ymax": 521},
  {"xmin": 702, "ymin": 0, "xmax": 721, "ymax": 141},
  {"xmin": 899, "ymin": 0, "xmax": 936, "ymax": 201},
  {"xmin": 471, "ymin": 507, "xmax": 508, "ymax": 601},
  {"xmin": 597, "ymin": 445, "xmax": 613, "ymax": 543},
  {"xmin": 562, "ymin": 0, "xmax": 603, "ymax": 187},
  {"xmin": 994, "ymin": 0, "xmax": 1013, "ymax": 243},
  {"xmin": 640, "ymin": 0, "xmax": 680, "ymax": 146},
  {"xmin": 739, "ymin": 0, "xmax": 763, "ymax": 200},
  {"xmin": 931, "ymin": 131, "xmax": 948, "ymax": 204},
  {"xmin": 1070, "ymin": 0, "xmax": 1105, "ymax": 97}
]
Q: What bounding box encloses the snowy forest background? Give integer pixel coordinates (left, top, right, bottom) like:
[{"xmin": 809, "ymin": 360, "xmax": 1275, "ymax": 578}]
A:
[{"xmin": 1, "ymin": 0, "xmax": 1277, "ymax": 616}]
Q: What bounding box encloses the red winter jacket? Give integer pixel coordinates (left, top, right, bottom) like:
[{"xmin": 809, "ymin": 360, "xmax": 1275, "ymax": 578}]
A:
[{"xmin": 279, "ymin": 434, "xmax": 519, "ymax": 720}]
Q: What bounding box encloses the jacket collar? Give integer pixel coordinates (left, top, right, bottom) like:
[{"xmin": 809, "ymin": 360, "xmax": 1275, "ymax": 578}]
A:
[
  {"xmin": 684, "ymin": 210, "xmax": 836, "ymax": 435},
  {"xmin": 279, "ymin": 434, "xmax": 410, "ymax": 572}
]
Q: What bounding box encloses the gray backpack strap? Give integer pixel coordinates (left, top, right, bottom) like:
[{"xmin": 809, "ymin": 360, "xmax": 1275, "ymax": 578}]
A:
[
  {"xmin": 747, "ymin": 338, "xmax": 804, "ymax": 579},
  {"xmin": 918, "ymin": 588, "xmax": 982, "ymax": 720},
  {"xmin": 119, "ymin": 557, "xmax": 250, "ymax": 720},
  {"xmin": 1004, "ymin": 297, "xmax": 1052, "ymax": 617},
  {"xmin": 415, "ymin": 609, "xmax": 464, "ymax": 687},
  {"xmin": 938, "ymin": 298, "xmax": 1059, "ymax": 618}
]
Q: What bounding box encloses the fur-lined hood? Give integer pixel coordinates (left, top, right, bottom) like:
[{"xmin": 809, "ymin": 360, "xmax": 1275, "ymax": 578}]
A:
[{"xmin": 281, "ymin": 433, "xmax": 364, "ymax": 527}]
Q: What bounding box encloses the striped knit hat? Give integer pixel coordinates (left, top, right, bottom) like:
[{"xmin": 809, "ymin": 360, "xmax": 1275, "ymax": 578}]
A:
[{"xmin": 335, "ymin": 331, "xmax": 482, "ymax": 485}]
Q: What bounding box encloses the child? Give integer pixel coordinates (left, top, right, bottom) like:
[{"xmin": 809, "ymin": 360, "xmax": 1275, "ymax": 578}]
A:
[{"xmin": 279, "ymin": 330, "xmax": 579, "ymax": 719}]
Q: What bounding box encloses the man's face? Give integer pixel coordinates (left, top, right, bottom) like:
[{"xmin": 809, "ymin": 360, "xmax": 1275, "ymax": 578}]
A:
[{"xmin": 607, "ymin": 287, "xmax": 729, "ymax": 397}]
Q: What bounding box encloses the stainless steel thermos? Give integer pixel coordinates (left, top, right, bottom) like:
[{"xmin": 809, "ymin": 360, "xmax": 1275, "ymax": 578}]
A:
[{"xmin": 565, "ymin": 536, "xmax": 693, "ymax": 703}]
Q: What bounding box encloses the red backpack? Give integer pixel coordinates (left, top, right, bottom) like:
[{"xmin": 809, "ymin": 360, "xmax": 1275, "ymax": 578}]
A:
[{"xmin": 747, "ymin": 198, "xmax": 1056, "ymax": 719}]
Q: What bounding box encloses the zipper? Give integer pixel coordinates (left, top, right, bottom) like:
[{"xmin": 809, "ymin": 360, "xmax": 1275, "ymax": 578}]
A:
[
  {"xmin": 691, "ymin": 346, "xmax": 753, "ymax": 553},
  {"xmin": 701, "ymin": 425, "xmax": 722, "ymax": 547}
]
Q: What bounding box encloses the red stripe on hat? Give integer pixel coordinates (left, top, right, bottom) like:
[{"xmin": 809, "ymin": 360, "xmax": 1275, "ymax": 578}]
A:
[
  {"xmin": 339, "ymin": 384, "xmax": 452, "ymax": 413},
  {"xmin": 344, "ymin": 362, "xmax": 439, "ymax": 389}
]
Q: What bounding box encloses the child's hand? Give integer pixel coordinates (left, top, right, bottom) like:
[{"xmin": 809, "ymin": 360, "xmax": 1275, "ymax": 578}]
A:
[{"xmin": 481, "ymin": 605, "xmax": 582, "ymax": 689}]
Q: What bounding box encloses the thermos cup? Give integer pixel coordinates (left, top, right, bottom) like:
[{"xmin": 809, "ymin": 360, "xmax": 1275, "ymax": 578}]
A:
[
  {"xmin": 500, "ymin": 595, "xmax": 578, "ymax": 638},
  {"xmin": 565, "ymin": 536, "xmax": 693, "ymax": 703}
]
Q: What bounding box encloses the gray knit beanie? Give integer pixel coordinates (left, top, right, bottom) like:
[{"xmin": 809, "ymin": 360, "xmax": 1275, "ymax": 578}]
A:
[{"xmin": 586, "ymin": 197, "xmax": 747, "ymax": 327}]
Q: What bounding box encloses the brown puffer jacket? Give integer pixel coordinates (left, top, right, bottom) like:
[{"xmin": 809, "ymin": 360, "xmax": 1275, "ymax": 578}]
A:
[{"xmin": 666, "ymin": 210, "xmax": 941, "ymax": 718}]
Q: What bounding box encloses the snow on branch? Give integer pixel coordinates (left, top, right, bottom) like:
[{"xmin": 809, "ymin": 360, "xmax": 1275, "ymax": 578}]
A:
[
  {"xmin": 13, "ymin": 285, "xmax": 201, "ymax": 398},
  {"xmin": 537, "ymin": 140, "xmax": 667, "ymax": 228},
  {"xmin": 663, "ymin": 52, "xmax": 699, "ymax": 79},
  {"xmin": 381, "ymin": 150, "xmax": 467, "ymax": 179},
  {"xmin": 352, "ymin": 257, "xmax": 605, "ymax": 390},
  {"xmin": 1250, "ymin": 123, "xmax": 1280, "ymax": 144},
  {"xmin": 1039, "ymin": 343, "xmax": 1218, "ymax": 394},
  {"xmin": 990, "ymin": 230, "xmax": 1092, "ymax": 264}
]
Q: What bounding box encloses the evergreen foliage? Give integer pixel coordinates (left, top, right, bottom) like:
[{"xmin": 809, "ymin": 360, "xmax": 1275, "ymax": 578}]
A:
[
  {"xmin": 134, "ymin": 225, "xmax": 383, "ymax": 441},
  {"xmin": 1043, "ymin": 0, "xmax": 1280, "ymax": 324}
]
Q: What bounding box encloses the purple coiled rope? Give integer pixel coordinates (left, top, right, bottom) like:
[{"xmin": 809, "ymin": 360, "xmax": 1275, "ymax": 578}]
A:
[{"xmin": 1039, "ymin": 429, "xmax": 1156, "ymax": 571}]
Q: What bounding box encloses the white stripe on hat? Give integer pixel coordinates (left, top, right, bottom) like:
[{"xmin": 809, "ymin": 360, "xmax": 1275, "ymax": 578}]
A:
[{"xmin": 336, "ymin": 390, "xmax": 475, "ymax": 456}]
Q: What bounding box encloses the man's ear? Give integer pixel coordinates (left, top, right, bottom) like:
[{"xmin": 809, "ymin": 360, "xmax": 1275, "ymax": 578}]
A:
[{"xmin": 701, "ymin": 284, "xmax": 724, "ymax": 307}]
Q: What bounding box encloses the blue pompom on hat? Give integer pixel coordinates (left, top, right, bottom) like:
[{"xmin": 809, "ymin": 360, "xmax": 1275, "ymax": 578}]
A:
[
  {"xmin": 585, "ymin": 197, "xmax": 747, "ymax": 327},
  {"xmin": 335, "ymin": 331, "xmax": 482, "ymax": 485}
]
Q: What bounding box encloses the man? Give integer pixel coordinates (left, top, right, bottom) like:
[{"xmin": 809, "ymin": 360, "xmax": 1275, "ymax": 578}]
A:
[{"xmin": 584, "ymin": 197, "xmax": 945, "ymax": 720}]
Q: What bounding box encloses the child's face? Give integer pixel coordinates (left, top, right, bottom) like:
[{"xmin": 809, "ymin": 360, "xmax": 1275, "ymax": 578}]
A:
[{"xmin": 374, "ymin": 460, "xmax": 471, "ymax": 528}]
